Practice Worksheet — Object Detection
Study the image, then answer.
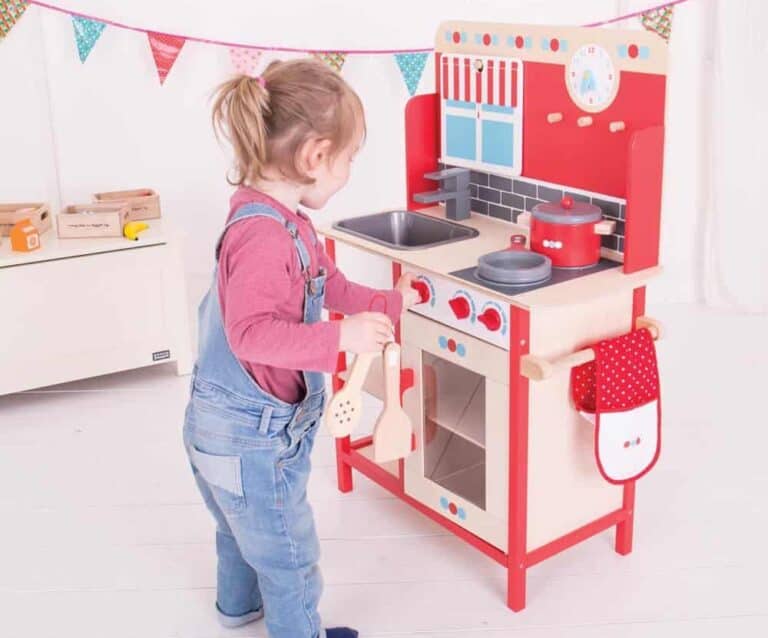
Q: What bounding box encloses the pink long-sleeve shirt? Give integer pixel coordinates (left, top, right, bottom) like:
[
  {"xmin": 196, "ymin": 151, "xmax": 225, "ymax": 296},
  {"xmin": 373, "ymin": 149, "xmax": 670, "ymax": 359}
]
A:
[{"xmin": 217, "ymin": 187, "xmax": 402, "ymax": 404}]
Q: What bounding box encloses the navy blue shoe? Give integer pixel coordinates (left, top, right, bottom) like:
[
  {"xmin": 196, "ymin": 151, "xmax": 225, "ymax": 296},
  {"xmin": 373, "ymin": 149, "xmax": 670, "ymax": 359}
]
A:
[{"xmin": 326, "ymin": 629, "xmax": 359, "ymax": 638}]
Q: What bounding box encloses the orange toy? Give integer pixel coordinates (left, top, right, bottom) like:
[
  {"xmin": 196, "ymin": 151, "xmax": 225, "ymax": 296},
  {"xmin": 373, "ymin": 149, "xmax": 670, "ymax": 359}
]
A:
[{"xmin": 10, "ymin": 219, "xmax": 41, "ymax": 252}]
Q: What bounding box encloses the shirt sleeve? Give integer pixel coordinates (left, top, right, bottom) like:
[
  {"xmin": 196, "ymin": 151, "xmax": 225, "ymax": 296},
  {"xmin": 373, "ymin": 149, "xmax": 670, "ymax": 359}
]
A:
[
  {"xmin": 218, "ymin": 220, "xmax": 341, "ymax": 373},
  {"xmin": 318, "ymin": 241, "xmax": 403, "ymax": 322}
]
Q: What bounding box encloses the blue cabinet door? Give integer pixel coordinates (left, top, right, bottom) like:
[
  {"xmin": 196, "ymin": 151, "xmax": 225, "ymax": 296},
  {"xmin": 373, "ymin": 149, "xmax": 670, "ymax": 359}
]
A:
[
  {"xmin": 444, "ymin": 100, "xmax": 476, "ymax": 162},
  {"xmin": 480, "ymin": 105, "xmax": 515, "ymax": 169}
]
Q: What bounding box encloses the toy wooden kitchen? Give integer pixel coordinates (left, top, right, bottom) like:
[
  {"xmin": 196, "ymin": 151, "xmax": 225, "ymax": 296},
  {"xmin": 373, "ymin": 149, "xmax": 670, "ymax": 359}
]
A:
[{"xmin": 320, "ymin": 20, "xmax": 667, "ymax": 611}]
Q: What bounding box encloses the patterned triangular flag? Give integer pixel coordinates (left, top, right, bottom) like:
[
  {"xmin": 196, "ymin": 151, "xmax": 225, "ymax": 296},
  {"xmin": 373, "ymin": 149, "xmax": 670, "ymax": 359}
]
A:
[
  {"xmin": 147, "ymin": 32, "xmax": 186, "ymax": 85},
  {"xmin": 229, "ymin": 46, "xmax": 262, "ymax": 77},
  {"xmin": 641, "ymin": 5, "xmax": 674, "ymax": 42},
  {"xmin": 0, "ymin": 0, "xmax": 28, "ymax": 41},
  {"xmin": 394, "ymin": 52, "xmax": 429, "ymax": 96},
  {"xmin": 71, "ymin": 15, "xmax": 106, "ymax": 63},
  {"xmin": 314, "ymin": 52, "xmax": 346, "ymax": 73}
]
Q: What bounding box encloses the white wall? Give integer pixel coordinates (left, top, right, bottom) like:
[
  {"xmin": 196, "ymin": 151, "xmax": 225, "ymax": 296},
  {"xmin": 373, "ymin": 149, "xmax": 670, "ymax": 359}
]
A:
[
  {"xmin": 0, "ymin": 9, "xmax": 59, "ymax": 208},
  {"xmin": 2, "ymin": 0, "xmax": 710, "ymax": 303}
]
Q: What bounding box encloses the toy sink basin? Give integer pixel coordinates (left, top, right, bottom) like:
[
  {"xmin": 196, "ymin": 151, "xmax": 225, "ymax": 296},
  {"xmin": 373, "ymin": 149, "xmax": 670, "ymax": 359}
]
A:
[{"xmin": 333, "ymin": 210, "xmax": 478, "ymax": 250}]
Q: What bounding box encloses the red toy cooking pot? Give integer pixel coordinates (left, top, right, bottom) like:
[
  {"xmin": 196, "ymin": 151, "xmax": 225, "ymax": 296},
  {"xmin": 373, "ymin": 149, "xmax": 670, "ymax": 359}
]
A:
[{"xmin": 530, "ymin": 197, "xmax": 614, "ymax": 268}]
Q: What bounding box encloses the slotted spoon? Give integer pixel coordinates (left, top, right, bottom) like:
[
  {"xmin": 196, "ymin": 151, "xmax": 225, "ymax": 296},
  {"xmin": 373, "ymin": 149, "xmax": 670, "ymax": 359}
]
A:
[{"xmin": 324, "ymin": 352, "xmax": 376, "ymax": 438}]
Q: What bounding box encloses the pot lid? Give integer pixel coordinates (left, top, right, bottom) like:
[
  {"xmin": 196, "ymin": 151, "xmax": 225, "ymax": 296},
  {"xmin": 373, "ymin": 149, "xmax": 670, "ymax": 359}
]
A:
[{"xmin": 532, "ymin": 196, "xmax": 602, "ymax": 225}]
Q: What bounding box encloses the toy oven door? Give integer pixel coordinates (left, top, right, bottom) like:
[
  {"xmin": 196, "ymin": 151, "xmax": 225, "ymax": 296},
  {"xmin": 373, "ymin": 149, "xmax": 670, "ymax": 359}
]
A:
[{"xmin": 401, "ymin": 313, "xmax": 509, "ymax": 551}]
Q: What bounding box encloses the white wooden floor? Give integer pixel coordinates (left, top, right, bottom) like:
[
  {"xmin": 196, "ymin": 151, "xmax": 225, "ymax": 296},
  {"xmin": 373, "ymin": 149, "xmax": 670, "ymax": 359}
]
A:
[{"xmin": 1, "ymin": 303, "xmax": 766, "ymax": 637}]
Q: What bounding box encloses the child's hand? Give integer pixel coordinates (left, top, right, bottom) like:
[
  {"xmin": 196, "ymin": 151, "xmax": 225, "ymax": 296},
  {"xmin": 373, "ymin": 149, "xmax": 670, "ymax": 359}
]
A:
[
  {"xmin": 339, "ymin": 312, "xmax": 393, "ymax": 354},
  {"xmin": 396, "ymin": 272, "xmax": 421, "ymax": 310}
]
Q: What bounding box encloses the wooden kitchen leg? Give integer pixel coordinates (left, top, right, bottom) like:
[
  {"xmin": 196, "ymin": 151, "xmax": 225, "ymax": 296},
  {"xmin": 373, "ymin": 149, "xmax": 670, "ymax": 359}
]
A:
[
  {"xmin": 336, "ymin": 436, "xmax": 354, "ymax": 493},
  {"xmin": 615, "ymin": 286, "xmax": 644, "ymax": 553},
  {"xmin": 507, "ymin": 562, "xmax": 527, "ymax": 612},
  {"xmin": 508, "ymin": 305, "xmax": 531, "ymax": 611},
  {"xmin": 324, "ymin": 235, "xmax": 354, "ymax": 493},
  {"xmin": 615, "ymin": 481, "xmax": 635, "ymax": 555}
]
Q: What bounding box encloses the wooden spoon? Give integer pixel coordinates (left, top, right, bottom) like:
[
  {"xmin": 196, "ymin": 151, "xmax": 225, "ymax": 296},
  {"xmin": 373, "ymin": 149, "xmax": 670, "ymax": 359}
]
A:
[
  {"xmin": 373, "ymin": 342, "xmax": 413, "ymax": 463},
  {"xmin": 324, "ymin": 352, "xmax": 376, "ymax": 438}
]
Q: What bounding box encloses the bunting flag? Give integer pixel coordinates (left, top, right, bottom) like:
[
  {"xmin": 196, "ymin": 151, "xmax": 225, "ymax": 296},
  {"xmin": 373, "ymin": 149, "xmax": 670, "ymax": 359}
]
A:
[
  {"xmin": 314, "ymin": 51, "xmax": 346, "ymax": 73},
  {"xmin": 394, "ymin": 52, "xmax": 429, "ymax": 96},
  {"xmin": 147, "ymin": 32, "xmax": 185, "ymax": 84},
  {"xmin": 0, "ymin": 0, "xmax": 27, "ymax": 40},
  {"xmin": 229, "ymin": 46, "xmax": 262, "ymax": 77},
  {"xmin": 640, "ymin": 5, "xmax": 674, "ymax": 41},
  {"xmin": 71, "ymin": 15, "xmax": 106, "ymax": 62}
]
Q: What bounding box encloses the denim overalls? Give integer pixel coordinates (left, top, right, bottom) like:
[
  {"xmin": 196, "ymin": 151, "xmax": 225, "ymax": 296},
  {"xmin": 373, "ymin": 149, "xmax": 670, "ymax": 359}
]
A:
[{"xmin": 183, "ymin": 202, "xmax": 327, "ymax": 638}]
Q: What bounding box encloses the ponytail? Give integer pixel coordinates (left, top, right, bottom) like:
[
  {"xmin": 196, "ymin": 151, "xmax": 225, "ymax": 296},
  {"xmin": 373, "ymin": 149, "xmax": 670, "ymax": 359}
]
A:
[{"xmin": 211, "ymin": 74, "xmax": 271, "ymax": 186}]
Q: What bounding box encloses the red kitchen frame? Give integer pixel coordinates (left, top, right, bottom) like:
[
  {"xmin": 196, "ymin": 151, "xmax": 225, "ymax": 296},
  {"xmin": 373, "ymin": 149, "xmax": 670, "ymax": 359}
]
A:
[{"xmin": 323, "ymin": 36, "xmax": 664, "ymax": 608}]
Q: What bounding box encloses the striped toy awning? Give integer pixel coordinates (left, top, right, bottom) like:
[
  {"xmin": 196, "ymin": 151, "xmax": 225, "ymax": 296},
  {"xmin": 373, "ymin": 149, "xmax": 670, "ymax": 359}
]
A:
[{"xmin": 441, "ymin": 54, "xmax": 520, "ymax": 108}]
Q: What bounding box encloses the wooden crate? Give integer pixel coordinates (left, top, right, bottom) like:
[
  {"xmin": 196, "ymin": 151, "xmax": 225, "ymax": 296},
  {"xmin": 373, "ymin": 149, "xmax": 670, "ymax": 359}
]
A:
[
  {"xmin": 57, "ymin": 203, "xmax": 130, "ymax": 239},
  {"xmin": 93, "ymin": 189, "xmax": 161, "ymax": 221},
  {"xmin": 0, "ymin": 203, "xmax": 52, "ymax": 237}
]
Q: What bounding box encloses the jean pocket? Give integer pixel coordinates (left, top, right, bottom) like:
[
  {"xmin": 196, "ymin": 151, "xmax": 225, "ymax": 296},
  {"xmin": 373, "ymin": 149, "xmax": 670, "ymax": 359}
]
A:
[
  {"xmin": 190, "ymin": 445, "xmax": 246, "ymax": 514},
  {"xmin": 278, "ymin": 418, "xmax": 319, "ymax": 469}
]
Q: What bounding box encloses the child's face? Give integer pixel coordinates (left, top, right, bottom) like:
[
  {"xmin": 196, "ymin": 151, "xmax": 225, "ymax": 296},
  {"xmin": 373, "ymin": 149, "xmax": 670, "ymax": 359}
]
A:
[{"xmin": 300, "ymin": 114, "xmax": 364, "ymax": 210}]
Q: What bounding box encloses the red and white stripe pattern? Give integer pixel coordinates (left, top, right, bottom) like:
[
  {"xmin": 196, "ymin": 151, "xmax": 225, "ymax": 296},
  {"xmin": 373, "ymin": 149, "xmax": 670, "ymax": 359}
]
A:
[{"xmin": 441, "ymin": 55, "xmax": 519, "ymax": 107}]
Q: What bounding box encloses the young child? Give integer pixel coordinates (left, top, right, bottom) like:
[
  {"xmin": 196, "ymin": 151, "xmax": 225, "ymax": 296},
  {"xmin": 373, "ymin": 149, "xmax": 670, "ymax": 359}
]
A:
[{"xmin": 183, "ymin": 59, "xmax": 419, "ymax": 638}]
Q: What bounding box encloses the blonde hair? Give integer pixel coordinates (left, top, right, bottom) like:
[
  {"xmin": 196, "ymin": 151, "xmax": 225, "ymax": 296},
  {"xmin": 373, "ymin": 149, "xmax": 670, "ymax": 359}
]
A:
[{"xmin": 212, "ymin": 58, "xmax": 365, "ymax": 186}]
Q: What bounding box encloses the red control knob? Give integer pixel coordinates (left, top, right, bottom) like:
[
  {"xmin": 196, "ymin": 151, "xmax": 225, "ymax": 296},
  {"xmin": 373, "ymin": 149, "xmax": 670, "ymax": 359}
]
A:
[
  {"xmin": 410, "ymin": 280, "xmax": 430, "ymax": 304},
  {"xmin": 477, "ymin": 308, "xmax": 502, "ymax": 332},
  {"xmin": 448, "ymin": 296, "xmax": 471, "ymax": 320}
]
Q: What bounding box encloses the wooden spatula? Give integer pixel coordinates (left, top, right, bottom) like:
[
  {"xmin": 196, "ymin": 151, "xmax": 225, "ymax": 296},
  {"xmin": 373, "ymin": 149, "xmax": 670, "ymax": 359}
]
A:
[
  {"xmin": 324, "ymin": 352, "xmax": 376, "ymax": 438},
  {"xmin": 373, "ymin": 342, "xmax": 413, "ymax": 463}
]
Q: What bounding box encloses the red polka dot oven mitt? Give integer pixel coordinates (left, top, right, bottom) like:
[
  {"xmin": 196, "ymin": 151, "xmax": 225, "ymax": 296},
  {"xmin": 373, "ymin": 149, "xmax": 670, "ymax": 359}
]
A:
[{"xmin": 571, "ymin": 328, "xmax": 661, "ymax": 484}]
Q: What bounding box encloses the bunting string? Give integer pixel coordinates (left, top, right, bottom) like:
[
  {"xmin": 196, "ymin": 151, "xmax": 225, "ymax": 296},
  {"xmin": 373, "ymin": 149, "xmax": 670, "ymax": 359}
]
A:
[
  {"xmin": 2, "ymin": 0, "xmax": 687, "ymax": 89},
  {"xmin": 22, "ymin": 0, "xmax": 687, "ymax": 52}
]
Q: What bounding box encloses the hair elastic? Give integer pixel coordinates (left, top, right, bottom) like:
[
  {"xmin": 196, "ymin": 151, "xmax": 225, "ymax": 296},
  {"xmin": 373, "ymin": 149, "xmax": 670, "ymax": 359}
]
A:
[{"xmin": 256, "ymin": 76, "xmax": 266, "ymax": 89}]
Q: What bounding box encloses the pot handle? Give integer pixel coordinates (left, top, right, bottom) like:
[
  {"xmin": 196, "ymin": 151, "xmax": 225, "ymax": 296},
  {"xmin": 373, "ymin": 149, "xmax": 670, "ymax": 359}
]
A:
[
  {"xmin": 516, "ymin": 211, "xmax": 531, "ymax": 228},
  {"xmin": 594, "ymin": 219, "xmax": 617, "ymax": 236}
]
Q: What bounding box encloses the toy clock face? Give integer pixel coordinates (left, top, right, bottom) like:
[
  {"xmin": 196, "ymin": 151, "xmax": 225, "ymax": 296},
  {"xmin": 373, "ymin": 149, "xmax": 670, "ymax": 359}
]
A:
[{"xmin": 565, "ymin": 44, "xmax": 619, "ymax": 113}]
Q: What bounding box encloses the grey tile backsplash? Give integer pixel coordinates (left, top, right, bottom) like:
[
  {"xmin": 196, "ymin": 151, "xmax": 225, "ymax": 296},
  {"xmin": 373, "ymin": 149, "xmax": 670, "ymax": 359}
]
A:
[{"xmin": 443, "ymin": 164, "xmax": 627, "ymax": 255}]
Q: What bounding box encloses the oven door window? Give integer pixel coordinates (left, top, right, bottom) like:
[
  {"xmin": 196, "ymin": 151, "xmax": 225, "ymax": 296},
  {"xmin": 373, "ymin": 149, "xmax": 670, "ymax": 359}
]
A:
[{"xmin": 422, "ymin": 352, "xmax": 486, "ymax": 510}]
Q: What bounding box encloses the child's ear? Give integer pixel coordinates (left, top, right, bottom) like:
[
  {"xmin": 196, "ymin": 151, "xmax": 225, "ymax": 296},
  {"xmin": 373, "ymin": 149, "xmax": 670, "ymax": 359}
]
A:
[{"xmin": 301, "ymin": 137, "xmax": 333, "ymax": 174}]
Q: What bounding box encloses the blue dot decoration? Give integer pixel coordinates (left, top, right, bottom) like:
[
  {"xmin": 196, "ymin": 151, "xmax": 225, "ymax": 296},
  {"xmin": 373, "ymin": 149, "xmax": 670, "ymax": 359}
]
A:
[
  {"xmin": 439, "ymin": 497, "xmax": 449, "ymax": 509},
  {"xmin": 438, "ymin": 336, "xmax": 448, "ymax": 350},
  {"xmin": 560, "ymin": 40, "xmax": 569, "ymax": 52},
  {"xmin": 639, "ymin": 46, "xmax": 650, "ymax": 59},
  {"xmin": 506, "ymin": 35, "xmax": 515, "ymax": 47},
  {"xmin": 457, "ymin": 508, "xmax": 467, "ymax": 520},
  {"xmin": 525, "ymin": 36, "xmax": 533, "ymax": 49},
  {"xmin": 456, "ymin": 343, "xmax": 466, "ymax": 358},
  {"xmin": 618, "ymin": 44, "xmax": 628, "ymax": 58},
  {"xmin": 541, "ymin": 37, "xmax": 550, "ymax": 51},
  {"xmin": 461, "ymin": 31, "xmax": 468, "ymax": 43},
  {"xmin": 475, "ymin": 33, "xmax": 483, "ymax": 44},
  {"xmin": 492, "ymin": 34, "xmax": 499, "ymax": 46},
  {"xmin": 445, "ymin": 30, "xmax": 452, "ymax": 42}
]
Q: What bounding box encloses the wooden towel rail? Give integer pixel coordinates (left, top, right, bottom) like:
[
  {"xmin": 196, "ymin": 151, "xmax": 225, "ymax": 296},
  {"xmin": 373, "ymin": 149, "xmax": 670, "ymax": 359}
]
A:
[{"xmin": 521, "ymin": 316, "xmax": 662, "ymax": 381}]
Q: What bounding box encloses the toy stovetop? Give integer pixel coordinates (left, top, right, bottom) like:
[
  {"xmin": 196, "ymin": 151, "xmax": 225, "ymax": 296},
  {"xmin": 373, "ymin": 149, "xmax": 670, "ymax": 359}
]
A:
[{"xmin": 319, "ymin": 206, "xmax": 660, "ymax": 309}]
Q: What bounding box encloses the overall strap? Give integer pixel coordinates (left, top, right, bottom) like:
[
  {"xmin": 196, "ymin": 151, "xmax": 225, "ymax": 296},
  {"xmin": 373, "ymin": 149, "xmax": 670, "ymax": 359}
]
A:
[{"xmin": 215, "ymin": 202, "xmax": 312, "ymax": 274}]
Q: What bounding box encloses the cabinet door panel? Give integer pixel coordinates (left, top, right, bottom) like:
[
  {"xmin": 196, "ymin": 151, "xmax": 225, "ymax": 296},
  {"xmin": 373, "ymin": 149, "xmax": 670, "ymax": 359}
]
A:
[
  {"xmin": 481, "ymin": 119, "xmax": 515, "ymax": 168},
  {"xmin": 445, "ymin": 112, "xmax": 477, "ymax": 161}
]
